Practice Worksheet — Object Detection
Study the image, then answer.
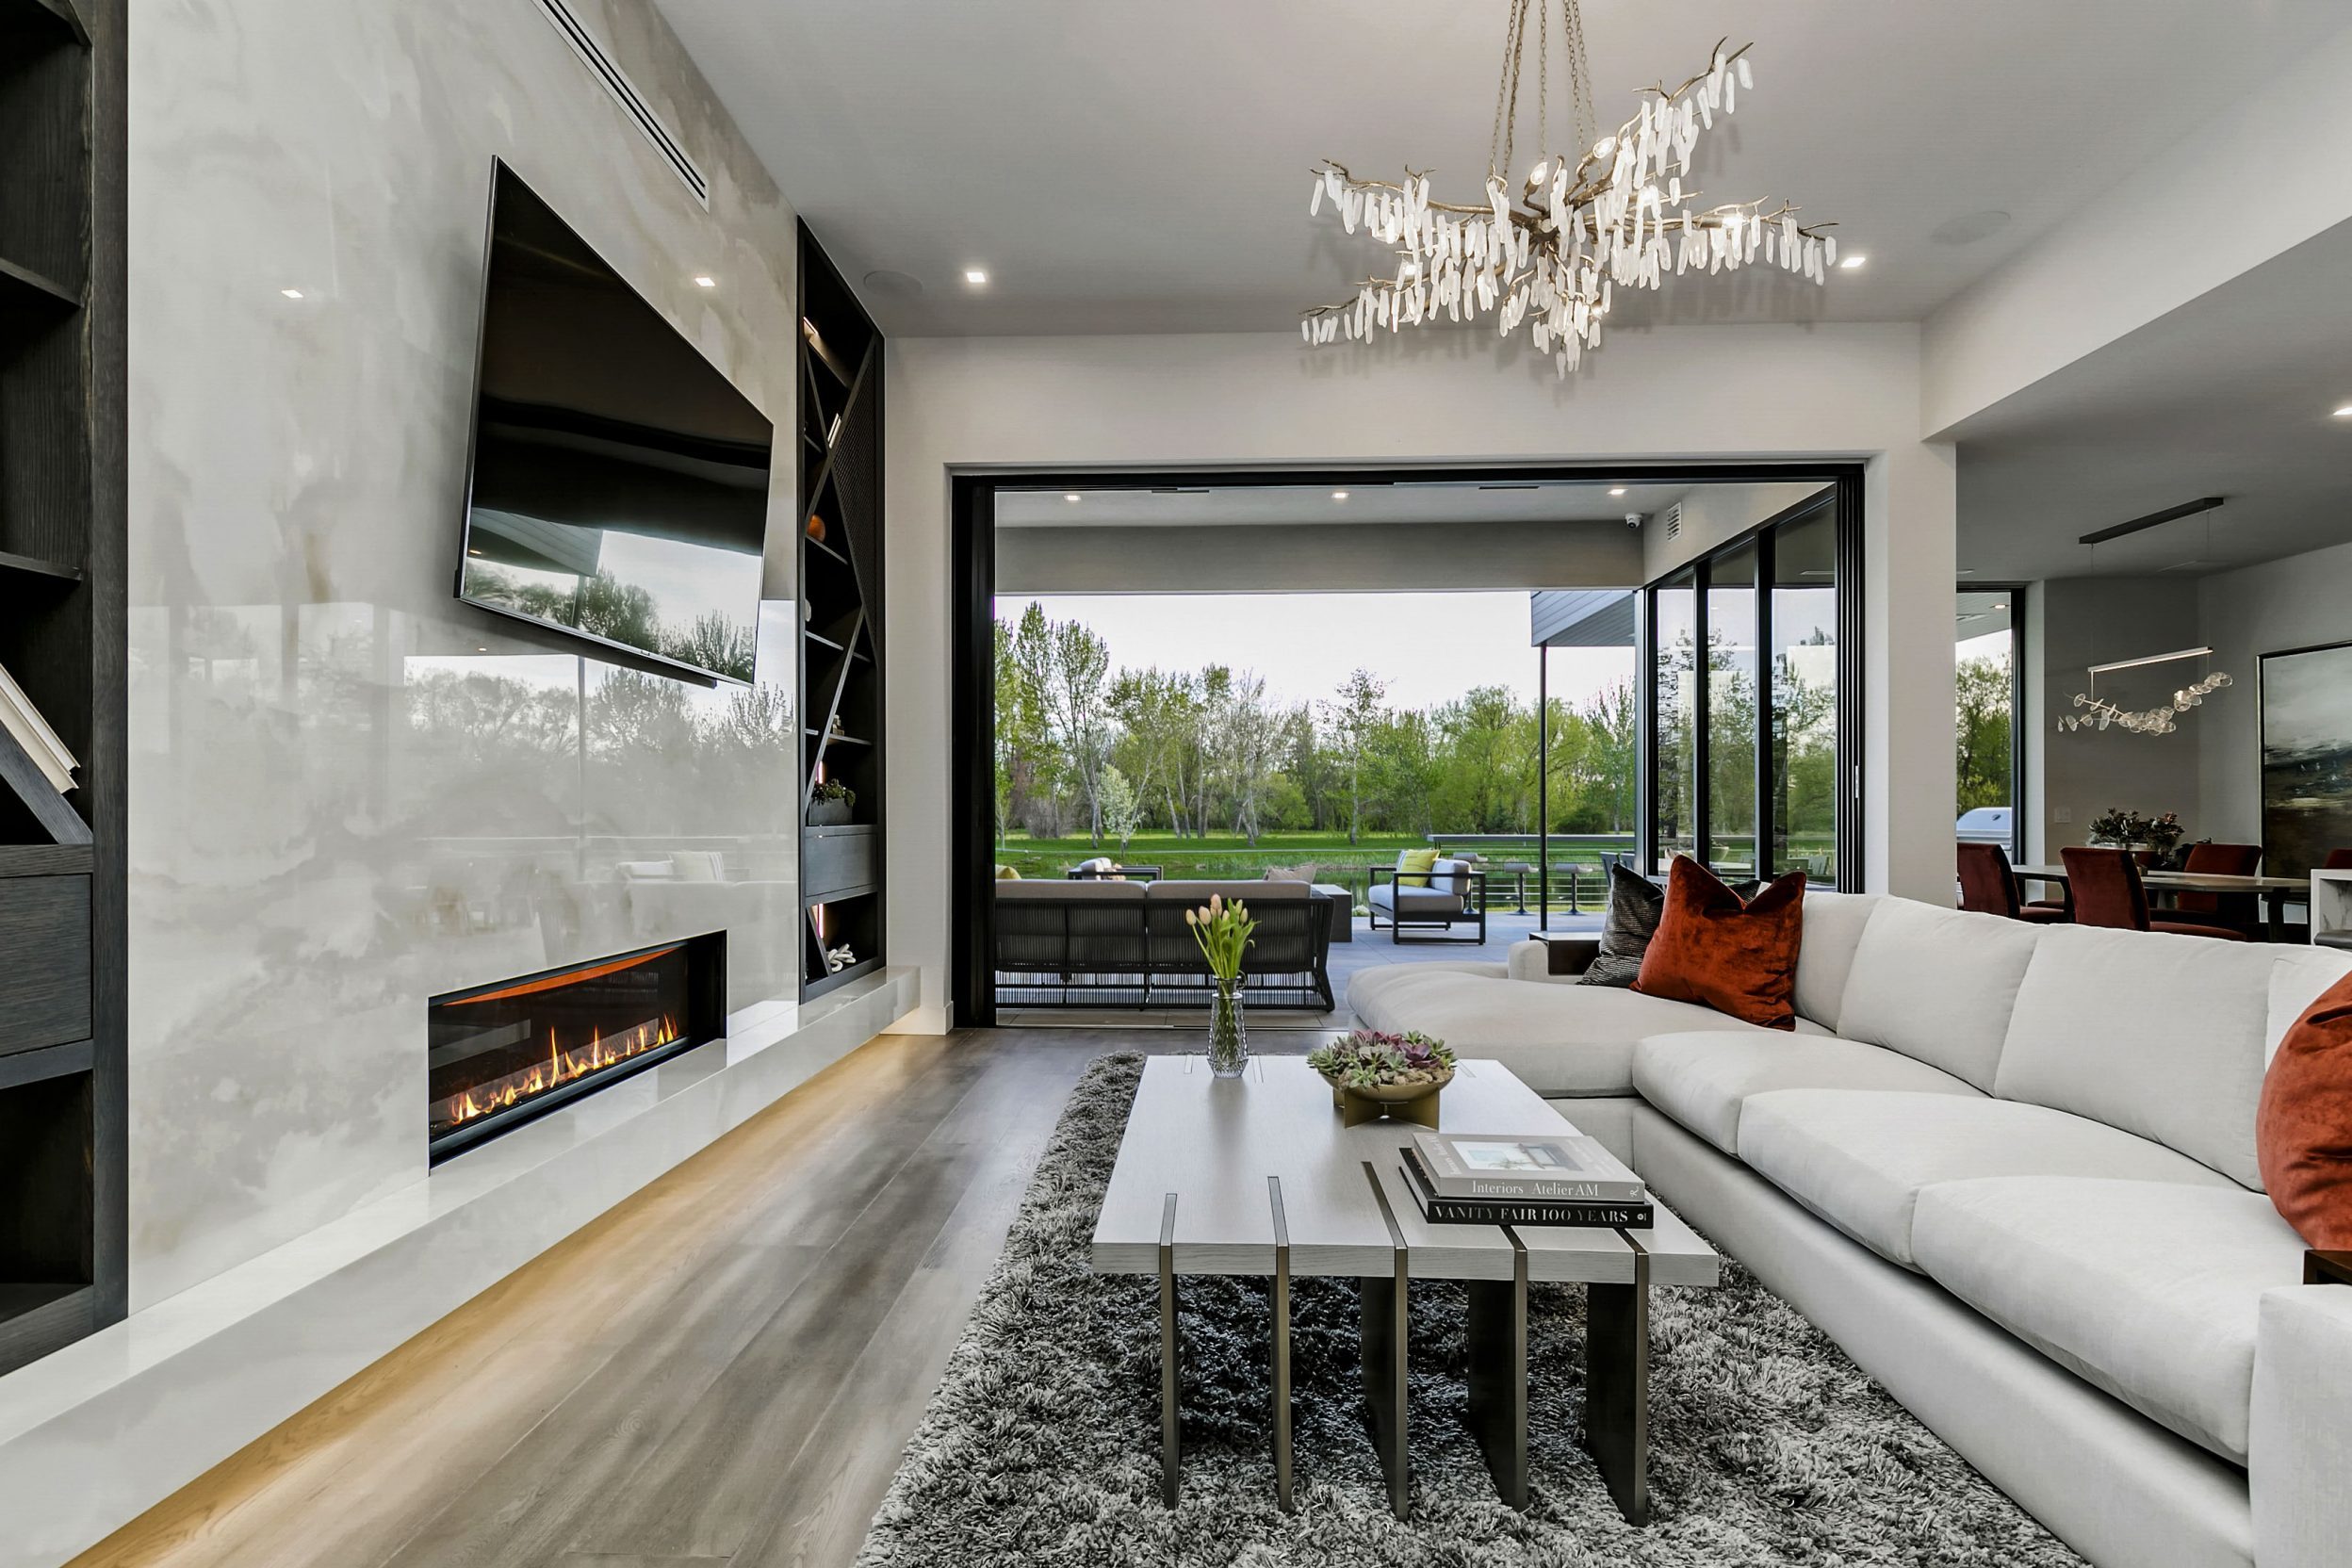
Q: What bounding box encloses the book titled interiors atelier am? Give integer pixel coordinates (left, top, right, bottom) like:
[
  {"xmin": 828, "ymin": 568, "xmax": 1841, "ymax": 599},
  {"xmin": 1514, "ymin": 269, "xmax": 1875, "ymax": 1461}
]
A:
[
  {"xmin": 1399, "ymin": 1150, "xmax": 1655, "ymax": 1229},
  {"xmin": 1410, "ymin": 1130, "xmax": 1645, "ymax": 1202}
]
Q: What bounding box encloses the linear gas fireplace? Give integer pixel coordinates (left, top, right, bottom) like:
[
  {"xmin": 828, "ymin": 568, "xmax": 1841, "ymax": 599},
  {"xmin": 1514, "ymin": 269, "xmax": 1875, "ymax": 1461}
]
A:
[{"xmin": 428, "ymin": 933, "xmax": 727, "ymax": 1162}]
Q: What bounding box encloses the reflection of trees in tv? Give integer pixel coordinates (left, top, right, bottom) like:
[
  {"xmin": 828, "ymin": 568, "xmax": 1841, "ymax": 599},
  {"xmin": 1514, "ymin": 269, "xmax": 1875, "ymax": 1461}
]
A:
[{"xmin": 466, "ymin": 564, "xmax": 754, "ymax": 683}]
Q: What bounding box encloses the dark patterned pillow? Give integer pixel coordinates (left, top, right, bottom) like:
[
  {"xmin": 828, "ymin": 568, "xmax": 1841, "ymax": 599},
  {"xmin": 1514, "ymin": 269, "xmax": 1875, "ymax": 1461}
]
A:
[{"xmin": 1576, "ymin": 860, "xmax": 1759, "ymax": 988}]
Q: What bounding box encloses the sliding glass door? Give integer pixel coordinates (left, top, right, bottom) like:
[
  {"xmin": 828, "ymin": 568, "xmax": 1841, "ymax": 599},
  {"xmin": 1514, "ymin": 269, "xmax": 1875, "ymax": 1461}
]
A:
[{"xmin": 1645, "ymin": 487, "xmax": 1854, "ymax": 887}]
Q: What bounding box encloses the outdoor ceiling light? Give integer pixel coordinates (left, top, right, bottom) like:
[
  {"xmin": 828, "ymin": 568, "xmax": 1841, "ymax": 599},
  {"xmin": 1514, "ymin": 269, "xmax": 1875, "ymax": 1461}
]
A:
[
  {"xmin": 1300, "ymin": 1, "xmax": 1835, "ymax": 376},
  {"xmin": 963, "ymin": 269, "xmax": 988, "ymax": 285}
]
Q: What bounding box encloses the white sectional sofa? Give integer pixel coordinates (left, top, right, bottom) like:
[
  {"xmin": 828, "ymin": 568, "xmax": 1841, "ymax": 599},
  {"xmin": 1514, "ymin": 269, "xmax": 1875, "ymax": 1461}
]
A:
[{"xmin": 1348, "ymin": 891, "xmax": 2352, "ymax": 1568}]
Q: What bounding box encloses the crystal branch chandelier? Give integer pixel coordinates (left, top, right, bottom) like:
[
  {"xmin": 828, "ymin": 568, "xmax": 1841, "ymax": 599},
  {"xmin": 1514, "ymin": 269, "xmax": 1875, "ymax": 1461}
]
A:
[
  {"xmin": 2060, "ymin": 648, "xmax": 2232, "ymax": 736},
  {"xmin": 1301, "ymin": 0, "xmax": 1836, "ymax": 375}
]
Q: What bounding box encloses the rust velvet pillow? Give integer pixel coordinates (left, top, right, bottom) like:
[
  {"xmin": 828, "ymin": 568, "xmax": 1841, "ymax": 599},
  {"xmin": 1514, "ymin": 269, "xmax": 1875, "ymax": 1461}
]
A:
[
  {"xmin": 2258, "ymin": 968, "xmax": 2352, "ymax": 1250},
  {"xmin": 1631, "ymin": 858, "xmax": 1806, "ymax": 1030}
]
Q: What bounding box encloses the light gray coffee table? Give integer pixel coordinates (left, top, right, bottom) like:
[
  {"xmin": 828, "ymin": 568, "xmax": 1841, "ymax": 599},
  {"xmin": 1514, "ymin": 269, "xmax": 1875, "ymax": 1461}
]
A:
[{"xmin": 1090, "ymin": 1055, "xmax": 1719, "ymax": 1522}]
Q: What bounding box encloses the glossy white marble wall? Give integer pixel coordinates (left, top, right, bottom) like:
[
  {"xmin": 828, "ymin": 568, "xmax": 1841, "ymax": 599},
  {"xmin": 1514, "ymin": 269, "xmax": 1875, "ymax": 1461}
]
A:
[{"xmin": 127, "ymin": 0, "xmax": 806, "ymax": 1309}]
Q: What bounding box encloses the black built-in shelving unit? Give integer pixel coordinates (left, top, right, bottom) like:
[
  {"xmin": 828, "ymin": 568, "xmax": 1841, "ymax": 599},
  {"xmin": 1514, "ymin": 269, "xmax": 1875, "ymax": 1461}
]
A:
[
  {"xmin": 795, "ymin": 225, "xmax": 884, "ymax": 1000},
  {"xmin": 0, "ymin": 0, "xmax": 127, "ymax": 1376}
]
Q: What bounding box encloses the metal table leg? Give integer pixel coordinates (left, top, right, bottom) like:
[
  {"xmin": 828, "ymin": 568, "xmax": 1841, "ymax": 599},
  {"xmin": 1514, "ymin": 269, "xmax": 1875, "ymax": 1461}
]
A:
[
  {"xmin": 1269, "ymin": 1176, "xmax": 1293, "ymax": 1511},
  {"xmin": 1360, "ymin": 1161, "xmax": 1411, "ymax": 1519},
  {"xmin": 1159, "ymin": 1192, "xmax": 1181, "ymax": 1506},
  {"xmin": 1584, "ymin": 1235, "xmax": 1651, "ymax": 1524},
  {"xmin": 1464, "ymin": 1231, "xmax": 1529, "ymax": 1509}
]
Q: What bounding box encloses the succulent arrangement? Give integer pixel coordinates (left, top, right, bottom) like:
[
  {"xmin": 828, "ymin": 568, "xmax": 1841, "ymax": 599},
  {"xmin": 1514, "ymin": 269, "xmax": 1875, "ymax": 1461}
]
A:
[
  {"xmin": 811, "ymin": 777, "xmax": 856, "ymax": 807},
  {"xmin": 1308, "ymin": 1028, "xmax": 1457, "ymax": 1090}
]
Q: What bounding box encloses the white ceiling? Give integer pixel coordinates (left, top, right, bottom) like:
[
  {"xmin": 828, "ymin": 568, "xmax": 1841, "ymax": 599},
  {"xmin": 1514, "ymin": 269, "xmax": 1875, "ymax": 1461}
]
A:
[
  {"xmin": 995, "ymin": 480, "xmax": 1687, "ymax": 529},
  {"xmin": 656, "ymin": 0, "xmax": 2348, "ymax": 336},
  {"xmin": 1954, "ymin": 217, "xmax": 2352, "ymax": 582}
]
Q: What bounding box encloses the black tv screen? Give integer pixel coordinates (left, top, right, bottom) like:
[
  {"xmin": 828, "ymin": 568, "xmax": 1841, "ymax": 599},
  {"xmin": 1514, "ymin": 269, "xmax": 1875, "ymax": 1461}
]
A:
[{"xmin": 457, "ymin": 161, "xmax": 770, "ymax": 684}]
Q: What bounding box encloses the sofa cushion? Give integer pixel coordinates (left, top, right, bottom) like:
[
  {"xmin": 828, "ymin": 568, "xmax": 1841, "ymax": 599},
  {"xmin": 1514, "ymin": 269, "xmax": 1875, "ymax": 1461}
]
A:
[
  {"xmin": 1791, "ymin": 889, "xmax": 1881, "ymax": 1032},
  {"xmin": 1146, "ymin": 879, "xmax": 1310, "ymax": 903},
  {"xmin": 1631, "ymin": 1031, "xmax": 1982, "ymax": 1156},
  {"xmin": 1368, "ymin": 883, "xmax": 1466, "ymax": 915},
  {"xmin": 1737, "ymin": 1090, "xmax": 2239, "ymax": 1269},
  {"xmin": 1347, "ymin": 968, "xmax": 1825, "ymax": 1098},
  {"xmin": 1633, "ymin": 861, "xmax": 1805, "ymax": 1029},
  {"xmin": 1834, "ymin": 898, "xmax": 2040, "ymax": 1090},
  {"xmin": 1428, "ymin": 858, "xmax": 1473, "ymax": 896},
  {"xmin": 2269, "ymin": 945, "xmax": 2352, "ymax": 1058},
  {"xmin": 1911, "ymin": 1176, "xmax": 2309, "ymax": 1462},
  {"xmin": 1396, "ymin": 847, "xmax": 1439, "ymax": 888},
  {"xmin": 1997, "ymin": 923, "xmax": 2280, "ymax": 1189}
]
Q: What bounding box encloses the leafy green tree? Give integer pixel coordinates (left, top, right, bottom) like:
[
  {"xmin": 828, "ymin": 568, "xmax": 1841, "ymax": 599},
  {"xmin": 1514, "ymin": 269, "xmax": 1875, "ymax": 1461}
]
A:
[
  {"xmin": 1956, "ymin": 656, "xmax": 2014, "ymax": 813},
  {"xmin": 1318, "ymin": 668, "xmax": 1387, "ymax": 845},
  {"xmin": 1097, "ymin": 764, "xmax": 1141, "ymax": 848}
]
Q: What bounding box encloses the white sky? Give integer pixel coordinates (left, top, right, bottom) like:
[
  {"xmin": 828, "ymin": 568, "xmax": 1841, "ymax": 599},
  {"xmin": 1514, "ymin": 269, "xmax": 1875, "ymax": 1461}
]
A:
[{"xmin": 997, "ymin": 592, "xmax": 1635, "ymax": 711}]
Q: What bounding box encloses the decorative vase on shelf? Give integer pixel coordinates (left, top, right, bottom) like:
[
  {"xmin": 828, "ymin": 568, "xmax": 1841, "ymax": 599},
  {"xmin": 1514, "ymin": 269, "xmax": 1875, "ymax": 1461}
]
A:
[
  {"xmin": 1207, "ymin": 978, "xmax": 1249, "ymax": 1078},
  {"xmin": 808, "ymin": 798, "xmax": 852, "ymax": 827}
]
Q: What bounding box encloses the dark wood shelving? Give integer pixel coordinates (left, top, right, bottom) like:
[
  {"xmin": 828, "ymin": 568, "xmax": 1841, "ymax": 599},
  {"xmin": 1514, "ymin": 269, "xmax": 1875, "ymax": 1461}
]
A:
[
  {"xmin": 0, "ymin": 0, "xmax": 122, "ymax": 1378},
  {"xmin": 0, "ymin": 547, "xmax": 84, "ymax": 582},
  {"xmin": 796, "ymin": 225, "xmax": 885, "ymax": 1001}
]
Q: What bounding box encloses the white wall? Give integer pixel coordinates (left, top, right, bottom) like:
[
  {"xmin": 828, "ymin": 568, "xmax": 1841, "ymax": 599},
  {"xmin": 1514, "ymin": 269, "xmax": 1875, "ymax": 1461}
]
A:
[
  {"xmin": 127, "ymin": 0, "xmax": 821, "ymax": 1307},
  {"xmin": 1923, "ymin": 24, "xmax": 2352, "ymax": 436},
  {"xmin": 2197, "ymin": 538, "xmax": 2352, "ymax": 843},
  {"xmin": 886, "ymin": 325, "xmax": 1958, "ymax": 1032}
]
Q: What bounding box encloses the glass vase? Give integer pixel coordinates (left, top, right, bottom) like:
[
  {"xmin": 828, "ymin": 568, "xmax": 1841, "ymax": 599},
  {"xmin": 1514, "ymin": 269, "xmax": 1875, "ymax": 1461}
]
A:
[{"xmin": 1207, "ymin": 978, "xmax": 1249, "ymax": 1078}]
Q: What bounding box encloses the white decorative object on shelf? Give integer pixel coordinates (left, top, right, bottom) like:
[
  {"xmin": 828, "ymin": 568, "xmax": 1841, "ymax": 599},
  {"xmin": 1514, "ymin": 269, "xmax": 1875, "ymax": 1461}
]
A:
[
  {"xmin": 825, "ymin": 943, "xmax": 856, "ymax": 974},
  {"xmin": 1301, "ymin": 1, "xmax": 1835, "ymax": 377}
]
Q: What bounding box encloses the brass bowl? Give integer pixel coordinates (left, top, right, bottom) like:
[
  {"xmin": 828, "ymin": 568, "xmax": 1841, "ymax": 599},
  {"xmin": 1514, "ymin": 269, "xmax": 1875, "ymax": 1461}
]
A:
[{"xmin": 1322, "ymin": 1066, "xmax": 1453, "ymax": 1128}]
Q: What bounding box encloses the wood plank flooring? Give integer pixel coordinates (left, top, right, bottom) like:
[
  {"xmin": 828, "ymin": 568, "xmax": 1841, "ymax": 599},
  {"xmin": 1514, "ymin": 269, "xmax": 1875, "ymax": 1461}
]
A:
[{"xmin": 66, "ymin": 1028, "xmax": 1156, "ymax": 1568}]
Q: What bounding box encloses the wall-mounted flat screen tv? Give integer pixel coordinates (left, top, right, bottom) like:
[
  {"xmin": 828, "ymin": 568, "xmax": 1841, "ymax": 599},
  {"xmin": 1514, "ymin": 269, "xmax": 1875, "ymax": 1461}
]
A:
[{"xmin": 457, "ymin": 160, "xmax": 770, "ymax": 684}]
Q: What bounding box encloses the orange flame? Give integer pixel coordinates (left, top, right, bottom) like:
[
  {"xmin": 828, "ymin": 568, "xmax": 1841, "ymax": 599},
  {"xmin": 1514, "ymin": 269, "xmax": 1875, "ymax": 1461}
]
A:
[{"xmin": 435, "ymin": 1014, "xmax": 679, "ymax": 1131}]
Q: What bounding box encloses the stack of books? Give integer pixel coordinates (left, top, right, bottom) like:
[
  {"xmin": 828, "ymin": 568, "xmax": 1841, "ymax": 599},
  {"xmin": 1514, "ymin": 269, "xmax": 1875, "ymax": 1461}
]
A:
[
  {"xmin": 0, "ymin": 660, "xmax": 76, "ymax": 796},
  {"xmin": 1399, "ymin": 1130, "xmax": 1652, "ymax": 1229}
]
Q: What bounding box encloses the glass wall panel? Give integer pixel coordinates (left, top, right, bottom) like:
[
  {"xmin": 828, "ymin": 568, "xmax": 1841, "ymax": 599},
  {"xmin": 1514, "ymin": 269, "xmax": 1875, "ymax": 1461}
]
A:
[
  {"xmin": 1653, "ymin": 570, "xmax": 1698, "ymax": 873},
  {"xmin": 1771, "ymin": 503, "xmax": 1839, "ymax": 879},
  {"xmin": 1955, "ymin": 589, "xmax": 2019, "ymax": 856},
  {"xmin": 1707, "ymin": 543, "xmax": 1759, "ymax": 877}
]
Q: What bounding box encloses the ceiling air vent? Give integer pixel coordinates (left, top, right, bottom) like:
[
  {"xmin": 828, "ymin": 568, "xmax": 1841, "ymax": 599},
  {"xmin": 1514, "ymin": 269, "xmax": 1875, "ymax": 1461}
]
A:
[
  {"xmin": 536, "ymin": 0, "xmax": 710, "ymax": 208},
  {"xmin": 1661, "ymin": 503, "xmax": 1682, "ymax": 542}
]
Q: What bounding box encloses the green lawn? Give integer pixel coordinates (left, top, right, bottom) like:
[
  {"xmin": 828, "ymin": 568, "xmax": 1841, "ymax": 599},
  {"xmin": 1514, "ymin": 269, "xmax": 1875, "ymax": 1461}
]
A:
[{"xmin": 991, "ymin": 830, "xmax": 1640, "ymax": 911}]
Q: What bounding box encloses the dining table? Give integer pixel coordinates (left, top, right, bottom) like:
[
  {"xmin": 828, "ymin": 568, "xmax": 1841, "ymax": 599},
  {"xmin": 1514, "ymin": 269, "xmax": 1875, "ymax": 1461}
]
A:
[{"xmin": 2013, "ymin": 864, "xmax": 2307, "ymax": 942}]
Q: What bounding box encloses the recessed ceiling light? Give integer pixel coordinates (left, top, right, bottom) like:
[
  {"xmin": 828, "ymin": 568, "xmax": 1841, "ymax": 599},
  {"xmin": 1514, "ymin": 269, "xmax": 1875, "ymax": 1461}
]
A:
[
  {"xmin": 280, "ymin": 287, "xmax": 304, "ymax": 299},
  {"xmin": 476, "ymin": 645, "xmax": 487, "ymax": 653},
  {"xmin": 1331, "ymin": 490, "xmax": 1349, "ymax": 500},
  {"xmin": 693, "ymin": 275, "xmax": 716, "ymax": 288},
  {"xmin": 964, "ymin": 269, "xmax": 988, "ymax": 286},
  {"xmin": 1992, "ymin": 602, "xmax": 2008, "ymax": 610},
  {"xmin": 1063, "ymin": 493, "xmax": 1082, "ymax": 502},
  {"xmin": 2334, "ymin": 403, "xmax": 2352, "ymax": 418},
  {"xmin": 1838, "ymin": 254, "xmax": 1867, "ymax": 270},
  {"xmin": 1609, "ymin": 486, "xmax": 1627, "ymax": 497}
]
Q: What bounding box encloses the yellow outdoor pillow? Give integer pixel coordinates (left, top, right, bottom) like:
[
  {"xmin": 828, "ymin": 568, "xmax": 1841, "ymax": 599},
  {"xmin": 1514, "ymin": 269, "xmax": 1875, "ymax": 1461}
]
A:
[
  {"xmin": 996, "ymin": 865, "xmax": 1021, "ymax": 880},
  {"xmin": 1396, "ymin": 847, "xmax": 1439, "ymax": 888}
]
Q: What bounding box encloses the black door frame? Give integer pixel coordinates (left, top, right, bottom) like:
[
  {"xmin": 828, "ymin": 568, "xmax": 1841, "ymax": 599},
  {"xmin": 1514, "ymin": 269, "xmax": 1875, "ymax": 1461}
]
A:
[{"xmin": 951, "ymin": 461, "xmax": 1867, "ymax": 1030}]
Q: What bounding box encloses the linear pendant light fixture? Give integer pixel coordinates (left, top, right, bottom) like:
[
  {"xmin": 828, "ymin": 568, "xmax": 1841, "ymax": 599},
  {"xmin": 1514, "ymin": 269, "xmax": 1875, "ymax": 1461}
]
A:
[
  {"xmin": 2063, "ymin": 500, "xmax": 2234, "ymax": 736},
  {"xmin": 1299, "ymin": 0, "xmax": 1837, "ymax": 376}
]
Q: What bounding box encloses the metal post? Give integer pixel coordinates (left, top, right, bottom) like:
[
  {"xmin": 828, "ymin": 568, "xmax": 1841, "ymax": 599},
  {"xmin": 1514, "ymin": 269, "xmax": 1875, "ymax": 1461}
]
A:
[{"xmin": 1538, "ymin": 645, "xmax": 1550, "ymax": 933}]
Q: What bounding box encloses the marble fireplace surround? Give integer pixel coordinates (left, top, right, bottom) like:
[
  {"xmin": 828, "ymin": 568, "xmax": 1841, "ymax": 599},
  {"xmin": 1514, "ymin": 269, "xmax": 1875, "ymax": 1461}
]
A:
[{"xmin": 0, "ymin": 967, "xmax": 916, "ymax": 1568}]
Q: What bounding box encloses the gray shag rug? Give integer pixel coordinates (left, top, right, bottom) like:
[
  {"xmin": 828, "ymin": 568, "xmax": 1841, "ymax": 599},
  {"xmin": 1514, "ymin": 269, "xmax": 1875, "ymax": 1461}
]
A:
[{"xmin": 858, "ymin": 1054, "xmax": 2085, "ymax": 1567}]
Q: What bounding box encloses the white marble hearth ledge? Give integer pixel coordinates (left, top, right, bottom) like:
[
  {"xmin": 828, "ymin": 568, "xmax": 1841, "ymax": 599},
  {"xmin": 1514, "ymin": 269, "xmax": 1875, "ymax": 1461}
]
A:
[{"xmin": 0, "ymin": 968, "xmax": 920, "ymax": 1568}]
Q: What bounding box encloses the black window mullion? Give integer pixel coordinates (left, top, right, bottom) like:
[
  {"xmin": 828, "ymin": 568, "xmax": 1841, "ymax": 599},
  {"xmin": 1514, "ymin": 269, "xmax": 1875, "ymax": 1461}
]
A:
[
  {"xmin": 1691, "ymin": 555, "xmax": 1710, "ymax": 874},
  {"xmin": 1638, "ymin": 588, "xmax": 1657, "ymax": 874},
  {"xmin": 1756, "ymin": 526, "xmax": 1776, "ymax": 877}
]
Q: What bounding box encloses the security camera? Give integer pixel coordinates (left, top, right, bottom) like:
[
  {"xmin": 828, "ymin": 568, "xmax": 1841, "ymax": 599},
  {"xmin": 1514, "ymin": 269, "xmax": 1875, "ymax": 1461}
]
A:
[{"xmin": 1625, "ymin": 512, "xmax": 1644, "ymax": 530}]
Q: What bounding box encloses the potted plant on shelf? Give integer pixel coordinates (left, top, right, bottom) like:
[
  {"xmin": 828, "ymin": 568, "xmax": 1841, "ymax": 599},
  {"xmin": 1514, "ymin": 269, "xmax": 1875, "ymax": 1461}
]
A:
[
  {"xmin": 808, "ymin": 777, "xmax": 856, "ymax": 826},
  {"xmin": 1307, "ymin": 1029, "xmax": 1458, "ymax": 1128},
  {"xmin": 1185, "ymin": 894, "xmax": 1257, "ymax": 1078}
]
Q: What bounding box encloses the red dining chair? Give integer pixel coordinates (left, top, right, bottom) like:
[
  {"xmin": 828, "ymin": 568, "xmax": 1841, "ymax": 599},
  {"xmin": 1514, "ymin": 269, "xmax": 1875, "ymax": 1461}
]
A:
[
  {"xmin": 2061, "ymin": 846, "xmax": 2247, "ymax": 939},
  {"xmin": 1957, "ymin": 842, "xmax": 2066, "ymax": 923},
  {"xmin": 2163, "ymin": 841, "xmax": 2262, "ymax": 932}
]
